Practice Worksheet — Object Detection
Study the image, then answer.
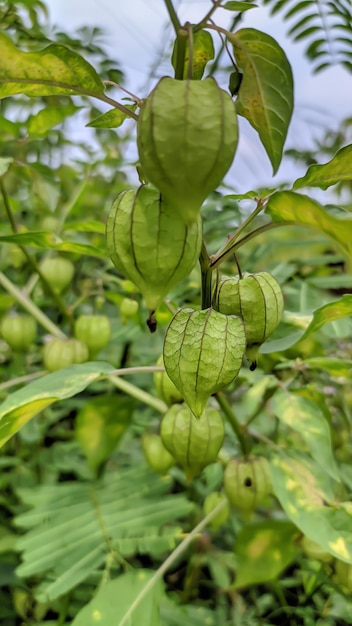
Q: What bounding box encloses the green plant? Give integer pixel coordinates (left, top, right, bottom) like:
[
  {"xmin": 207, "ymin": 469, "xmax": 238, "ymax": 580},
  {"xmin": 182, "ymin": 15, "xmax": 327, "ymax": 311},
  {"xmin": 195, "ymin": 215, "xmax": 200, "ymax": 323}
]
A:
[
  {"xmin": 39, "ymin": 256, "xmax": 75, "ymax": 293},
  {"xmin": 0, "ymin": 1, "xmax": 352, "ymax": 624},
  {"xmin": 0, "ymin": 313, "xmax": 37, "ymax": 351},
  {"xmin": 74, "ymin": 314, "xmax": 111, "ymax": 356},
  {"xmin": 43, "ymin": 337, "xmax": 89, "ymax": 371}
]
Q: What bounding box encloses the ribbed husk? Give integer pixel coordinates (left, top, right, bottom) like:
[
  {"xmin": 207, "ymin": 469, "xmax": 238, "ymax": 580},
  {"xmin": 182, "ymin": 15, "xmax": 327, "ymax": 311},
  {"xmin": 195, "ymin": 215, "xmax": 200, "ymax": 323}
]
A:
[
  {"xmin": 106, "ymin": 185, "xmax": 202, "ymax": 311},
  {"xmin": 137, "ymin": 77, "xmax": 238, "ymax": 224},
  {"xmin": 161, "ymin": 403, "xmax": 224, "ymax": 478},
  {"xmin": 214, "ymin": 272, "xmax": 284, "ymax": 346},
  {"xmin": 224, "ymin": 456, "xmax": 272, "ymax": 511},
  {"xmin": 163, "ymin": 307, "xmax": 246, "ymax": 418}
]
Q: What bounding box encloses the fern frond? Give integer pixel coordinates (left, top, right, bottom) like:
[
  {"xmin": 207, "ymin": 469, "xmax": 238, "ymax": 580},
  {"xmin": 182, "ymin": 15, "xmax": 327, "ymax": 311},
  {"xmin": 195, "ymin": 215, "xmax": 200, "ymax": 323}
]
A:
[
  {"xmin": 263, "ymin": 0, "xmax": 352, "ymax": 72},
  {"xmin": 14, "ymin": 464, "xmax": 194, "ymax": 602}
]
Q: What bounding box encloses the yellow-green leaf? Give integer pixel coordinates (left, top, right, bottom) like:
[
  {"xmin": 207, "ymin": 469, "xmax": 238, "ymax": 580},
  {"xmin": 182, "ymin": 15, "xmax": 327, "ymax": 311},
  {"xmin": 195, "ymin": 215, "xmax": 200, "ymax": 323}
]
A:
[
  {"xmin": 272, "ymin": 391, "xmax": 338, "ymax": 480},
  {"xmin": 172, "ymin": 30, "xmax": 215, "ymax": 80},
  {"xmin": 233, "ymin": 520, "xmax": 298, "ymax": 589},
  {"xmin": 75, "ymin": 396, "xmax": 132, "ymax": 472},
  {"xmin": 27, "ymin": 104, "xmax": 80, "ymax": 136},
  {"xmin": 293, "ymin": 144, "xmax": 352, "ymax": 190},
  {"xmin": 72, "ymin": 571, "xmax": 163, "ymax": 626},
  {"xmin": 224, "ymin": 1, "xmax": 258, "ymax": 10},
  {"xmin": 0, "ymin": 32, "xmax": 104, "ymax": 99},
  {"xmin": 230, "ymin": 28, "xmax": 294, "ymax": 173},
  {"xmin": 87, "ymin": 105, "xmax": 137, "ymax": 128},
  {"xmin": 266, "ymin": 190, "xmax": 352, "ymax": 258},
  {"xmin": 261, "ymin": 294, "xmax": 352, "ymax": 352},
  {"xmin": 0, "ymin": 232, "xmax": 105, "ymax": 257},
  {"xmin": 0, "ymin": 363, "xmax": 114, "ymax": 448},
  {"xmin": 271, "ymin": 452, "xmax": 352, "ymax": 563}
]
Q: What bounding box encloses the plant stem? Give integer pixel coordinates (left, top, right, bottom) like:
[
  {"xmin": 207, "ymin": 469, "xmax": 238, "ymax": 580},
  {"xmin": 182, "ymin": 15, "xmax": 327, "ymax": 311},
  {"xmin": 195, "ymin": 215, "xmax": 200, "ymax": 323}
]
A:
[
  {"xmin": 108, "ymin": 375, "xmax": 167, "ymax": 414},
  {"xmin": 186, "ymin": 22, "xmax": 194, "ymax": 80},
  {"xmin": 174, "ymin": 28, "xmax": 188, "ymax": 80},
  {"xmin": 199, "ymin": 240, "xmax": 213, "ymax": 309},
  {"xmin": 210, "ymin": 221, "xmax": 297, "ymax": 269},
  {"xmin": 215, "ymin": 391, "xmax": 249, "ymax": 455},
  {"xmin": 194, "ymin": 0, "xmax": 225, "ymax": 32},
  {"xmin": 0, "ymin": 178, "xmax": 17, "ymax": 232},
  {"xmin": 210, "ymin": 197, "xmax": 266, "ymax": 268},
  {"xmin": 117, "ymin": 498, "xmax": 228, "ymax": 626},
  {"xmin": 0, "ymin": 371, "xmax": 46, "ymax": 392},
  {"xmin": 0, "ymin": 272, "xmax": 66, "ymax": 338},
  {"xmin": 163, "ymin": 0, "xmax": 181, "ymax": 34}
]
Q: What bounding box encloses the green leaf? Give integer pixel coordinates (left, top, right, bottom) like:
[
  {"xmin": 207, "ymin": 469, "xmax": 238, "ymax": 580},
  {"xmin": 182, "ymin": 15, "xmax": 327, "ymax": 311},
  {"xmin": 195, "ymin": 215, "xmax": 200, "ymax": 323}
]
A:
[
  {"xmin": 223, "ymin": 1, "xmax": 258, "ymax": 11},
  {"xmin": 87, "ymin": 105, "xmax": 137, "ymax": 128},
  {"xmin": 0, "ymin": 157, "xmax": 13, "ymax": 176},
  {"xmin": 271, "ymin": 452, "xmax": 352, "ymax": 563},
  {"xmin": 304, "ymin": 357, "xmax": 352, "ymax": 377},
  {"xmin": 293, "ymin": 144, "xmax": 352, "ymax": 190},
  {"xmin": 75, "ymin": 395, "xmax": 132, "ymax": 472},
  {"xmin": 27, "ymin": 104, "xmax": 80, "ymax": 136},
  {"xmin": 0, "ymin": 362, "xmax": 115, "ymax": 449},
  {"xmin": 271, "ymin": 390, "xmax": 339, "ymax": 480},
  {"xmin": 15, "ymin": 464, "xmax": 194, "ymax": 601},
  {"xmin": 0, "ymin": 232, "xmax": 105, "ymax": 257},
  {"xmin": 230, "ymin": 28, "xmax": 294, "ymax": 173},
  {"xmin": 172, "ymin": 30, "xmax": 215, "ymax": 80},
  {"xmin": 233, "ymin": 520, "xmax": 298, "ymax": 589},
  {"xmin": 161, "ymin": 601, "xmax": 217, "ymax": 626},
  {"xmin": 72, "ymin": 571, "xmax": 163, "ymax": 626},
  {"xmin": 0, "ymin": 32, "xmax": 104, "ymax": 99},
  {"xmin": 63, "ymin": 219, "xmax": 106, "ymax": 234},
  {"xmin": 266, "ymin": 191, "xmax": 352, "ymax": 258},
  {"xmin": 261, "ymin": 295, "xmax": 352, "ymax": 352}
]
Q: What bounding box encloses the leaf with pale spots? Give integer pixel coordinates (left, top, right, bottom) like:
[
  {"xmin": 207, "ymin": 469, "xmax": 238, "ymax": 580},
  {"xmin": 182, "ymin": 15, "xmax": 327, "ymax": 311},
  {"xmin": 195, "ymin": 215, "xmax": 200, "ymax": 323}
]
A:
[
  {"xmin": 271, "ymin": 452, "xmax": 352, "ymax": 563},
  {"xmin": 233, "ymin": 520, "xmax": 298, "ymax": 589},
  {"xmin": 71, "ymin": 570, "xmax": 163, "ymax": 626},
  {"xmin": 0, "ymin": 32, "xmax": 104, "ymax": 99},
  {"xmin": 272, "ymin": 390, "xmax": 339, "ymax": 480},
  {"xmin": 163, "ymin": 308, "xmax": 246, "ymax": 418}
]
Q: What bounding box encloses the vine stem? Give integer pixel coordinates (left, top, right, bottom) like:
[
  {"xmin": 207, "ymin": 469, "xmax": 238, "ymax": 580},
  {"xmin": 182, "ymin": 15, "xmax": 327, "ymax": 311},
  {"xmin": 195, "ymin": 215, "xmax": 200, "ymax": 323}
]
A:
[
  {"xmin": 0, "ymin": 272, "xmax": 66, "ymax": 338},
  {"xmin": 210, "ymin": 197, "xmax": 267, "ymax": 268},
  {"xmin": 3, "ymin": 79, "xmax": 138, "ymax": 120},
  {"xmin": 108, "ymin": 375, "xmax": 167, "ymax": 414},
  {"xmin": 215, "ymin": 391, "xmax": 249, "ymax": 455},
  {"xmin": 163, "ymin": 0, "xmax": 181, "ymax": 34},
  {"xmin": 0, "ymin": 366, "xmax": 165, "ymax": 393},
  {"xmin": 118, "ymin": 498, "xmax": 228, "ymax": 626},
  {"xmin": 210, "ymin": 220, "xmax": 297, "ymax": 269},
  {"xmin": 199, "ymin": 240, "xmax": 213, "ymax": 309},
  {"xmin": 0, "ymin": 371, "xmax": 45, "ymax": 392},
  {"xmin": 194, "ymin": 0, "xmax": 225, "ymax": 32}
]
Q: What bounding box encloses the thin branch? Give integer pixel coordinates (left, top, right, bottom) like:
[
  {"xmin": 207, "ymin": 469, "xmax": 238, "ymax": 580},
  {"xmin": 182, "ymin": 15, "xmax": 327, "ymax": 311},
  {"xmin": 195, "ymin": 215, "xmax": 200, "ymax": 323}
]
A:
[
  {"xmin": 118, "ymin": 498, "xmax": 228, "ymax": 626},
  {"xmin": 163, "ymin": 0, "xmax": 181, "ymax": 34},
  {"xmin": 108, "ymin": 375, "xmax": 167, "ymax": 414},
  {"xmin": 215, "ymin": 391, "xmax": 249, "ymax": 455},
  {"xmin": 0, "ymin": 271, "xmax": 66, "ymax": 338},
  {"xmin": 1, "ymin": 78, "xmax": 139, "ymax": 120},
  {"xmin": 210, "ymin": 221, "xmax": 297, "ymax": 269}
]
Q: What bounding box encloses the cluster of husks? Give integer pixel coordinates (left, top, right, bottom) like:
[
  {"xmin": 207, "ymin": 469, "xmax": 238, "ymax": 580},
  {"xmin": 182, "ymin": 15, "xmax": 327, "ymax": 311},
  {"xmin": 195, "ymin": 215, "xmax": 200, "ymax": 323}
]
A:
[
  {"xmin": 163, "ymin": 272, "xmax": 283, "ymax": 419},
  {"xmin": 106, "ymin": 76, "xmax": 238, "ymax": 313}
]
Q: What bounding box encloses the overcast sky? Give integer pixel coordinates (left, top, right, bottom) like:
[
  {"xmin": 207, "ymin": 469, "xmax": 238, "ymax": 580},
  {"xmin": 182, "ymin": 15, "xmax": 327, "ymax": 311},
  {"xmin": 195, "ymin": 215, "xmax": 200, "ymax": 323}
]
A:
[{"xmin": 44, "ymin": 0, "xmax": 352, "ymax": 194}]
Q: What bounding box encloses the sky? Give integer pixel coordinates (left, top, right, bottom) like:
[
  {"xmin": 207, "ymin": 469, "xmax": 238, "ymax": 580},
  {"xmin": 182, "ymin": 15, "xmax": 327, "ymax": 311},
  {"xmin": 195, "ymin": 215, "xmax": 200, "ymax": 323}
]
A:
[{"xmin": 44, "ymin": 0, "xmax": 352, "ymax": 195}]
